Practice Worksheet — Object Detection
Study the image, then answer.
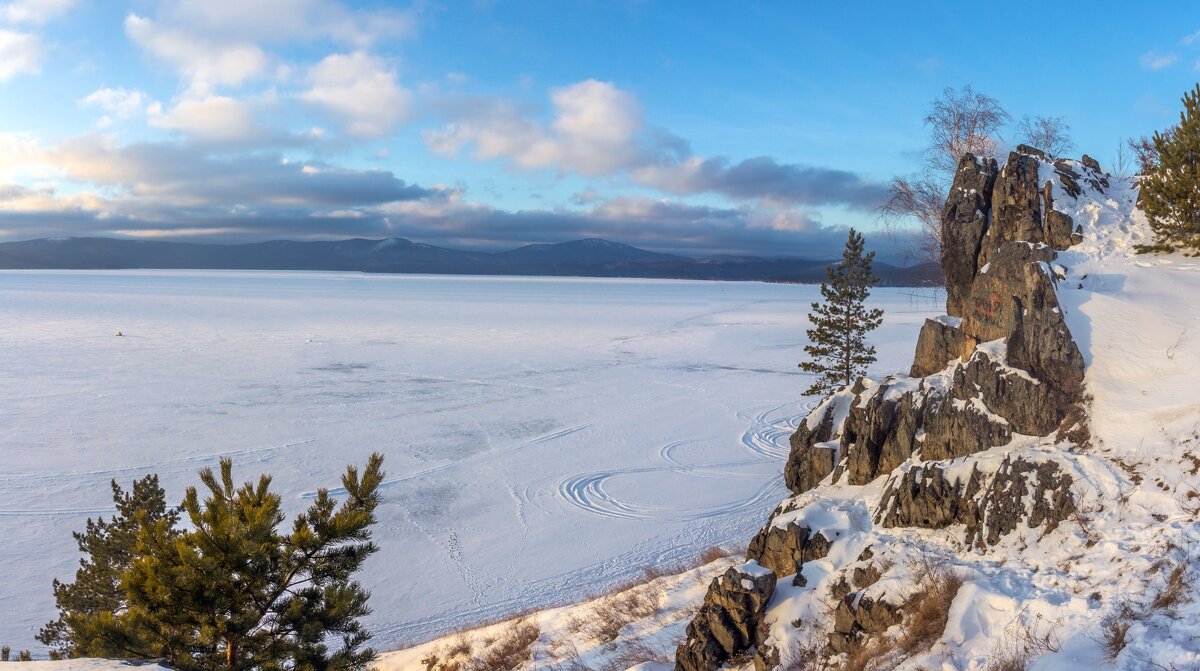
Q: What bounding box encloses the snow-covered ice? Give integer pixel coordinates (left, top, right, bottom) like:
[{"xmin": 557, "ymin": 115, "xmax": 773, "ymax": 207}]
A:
[{"xmin": 0, "ymin": 270, "xmax": 938, "ymax": 652}]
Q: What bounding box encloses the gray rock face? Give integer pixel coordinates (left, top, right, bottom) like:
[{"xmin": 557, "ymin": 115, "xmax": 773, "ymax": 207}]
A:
[
  {"xmin": 746, "ymin": 522, "xmax": 831, "ymax": 577},
  {"xmin": 966, "ymin": 456, "xmax": 1076, "ymax": 547},
  {"xmin": 844, "ymin": 389, "xmax": 923, "ymax": 485},
  {"xmin": 910, "ymin": 318, "xmax": 963, "ymax": 377},
  {"xmin": 827, "ymin": 593, "xmax": 901, "ymax": 655},
  {"xmin": 960, "ymin": 241, "xmax": 1057, "ymax": 345},
  {"xmin": 676, "ymin": 563, "xmax": 777, "ymax": 671},
  {"xmin": 876, "ymin": 464, "xmax": 975, "ymax": 530},
  {"xmin": 1006, "ymin": 262, "xmax": 1086, "ymax": 398},
  {"xmin": 783, "ymin": 399, "xmax": 841, "ymax": 495},
  {"xmin": 877, "ymin": 456, "xmax": 1076, "ymax": 549},
  {"xmin": 986, "ymin": 151, "xmax": 1046, "ymax": 262},
  {"xmin": 942, "ymin": 154, "xmax": 999, "ymax": 317}
]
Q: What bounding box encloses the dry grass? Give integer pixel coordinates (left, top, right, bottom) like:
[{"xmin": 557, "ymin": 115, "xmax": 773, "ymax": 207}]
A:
[
  {"xmin": 1149, "ymin": 558, "xmax": 1190, "ymax": 612},
  {"xmin": 589, "ymin": 582, "xmax": 661, "ymax": 642},
  {"xmin": 471, "ymin": 618, "xmax": 542, "ymax": 671},
  {"xmin": 898, "ymin": 564, "xmax": 964, "ymax": 655},
  {"xmin": 602, "ymin": 639, "xmax": 672, "ymax": 670},
  {"xmin": 986, "ymin": 610, "xmax": 1062, "ymax": 671},
  {"xmin": 985, "ymin": 649, "xmax": 1027, "ymax": 671},
  {"xmin": 421, "ymin": 619, "xmax": 541, "ymax": 671},
  {"xmin": 835, "ymin": 556, "xmax": 964, "ymax": 671},
  {"xmin": 698, "ymin": 545, "xmax": 733, "ymax": 564},
  {"xmin": 1101, "ymin": 614, "xmax": 1131, "ymax": 662}
]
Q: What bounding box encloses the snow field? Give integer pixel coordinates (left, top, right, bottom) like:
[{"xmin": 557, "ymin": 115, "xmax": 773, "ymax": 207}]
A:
[{"xmin": 0, "ymin": 271, "xmax": 938, "ymax": 653}]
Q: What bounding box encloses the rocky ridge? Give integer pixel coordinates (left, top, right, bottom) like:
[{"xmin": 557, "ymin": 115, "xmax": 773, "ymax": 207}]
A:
[{"xmin": 675, "ymin": 147, "xmax": 1108, "ymax": 671}]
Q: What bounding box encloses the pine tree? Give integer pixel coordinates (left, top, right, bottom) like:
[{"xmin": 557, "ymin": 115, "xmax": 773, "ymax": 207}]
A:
[
  {"xmin": 94, "ymin": 454, "xmax": 386, "ymax": 671},
  {"xmin": 799, "ymin": 229, "xmax": 884, "ymax": 396},
  {"xmin": 37, "ymin": 475, "xmax": 180, "ymax": 658},
  {"xmin": 1139, "ymin": 84, "xmax": 1200, "ymax": 253}
]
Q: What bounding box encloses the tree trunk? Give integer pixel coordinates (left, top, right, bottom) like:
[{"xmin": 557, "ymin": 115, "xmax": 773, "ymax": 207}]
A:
[{"xmin": 226, "ymin": 638, "xmax": 237, "ymax": 671}]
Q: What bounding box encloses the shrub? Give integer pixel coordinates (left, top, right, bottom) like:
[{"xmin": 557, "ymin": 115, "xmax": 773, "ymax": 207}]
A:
[
  {"xmin": 470, "ymin": 619, "xmax": 540, "ymax": 671},
  {"xmin": 1101, "ymin": 615, "xmax": 1131, "ymax": 662},
  {"xmin": 51, "ymin": 454, "xmax": 385, "ymax": 671},
  {"xmin": 898, "ymin": 565, "xmax": 963, "ymax": 654}
]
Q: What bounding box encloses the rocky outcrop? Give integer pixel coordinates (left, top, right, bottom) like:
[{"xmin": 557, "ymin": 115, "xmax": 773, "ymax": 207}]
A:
[
  {"xmin": 782, "ymin": 147, "xmax": 1092, "ymax": 504},
  {"xmin": 942, "ymin": 155, "xmax": 998, "ymax": 317},
  {"xmin": 746, "ymin": 522, "xmax": 831, "ymax": 578},
  {"xmin": 827, "ymin": 593, "xmax": 902, "ymax": 655},
  {"xmin": 783, "ymin": 388, "xmax": 856, "ymax": 494},
  {"xmin": 910, "ymin": 317, "xmax": 963, "ymax": 377},
  {"xmin": 876, "ymin": 456, "xmax": 1077, "ymax": 549},
  {"xmin": 966, "ymin": 456, "xmax": 1076, "ymax": 547},
  {"xmin": 680, "ymin": 146, "xmax": 1098, "ymax": 671},
  {"xmin": 676, "ymin": 562, "xmax": 777, "ymax": 671},
  {"xmin": 875, "ymin": 464, "xmax": 977, "ymax": 530}
]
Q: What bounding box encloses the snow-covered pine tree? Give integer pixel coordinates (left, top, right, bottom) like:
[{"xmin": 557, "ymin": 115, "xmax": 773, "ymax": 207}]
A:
[
  {"xmin": 1139, "ymin": 83, "xmax": 1200, "ymax": 253},
  {"xmin": 799, "ymin": 228, "xmax": 884, "ymax": 396}
]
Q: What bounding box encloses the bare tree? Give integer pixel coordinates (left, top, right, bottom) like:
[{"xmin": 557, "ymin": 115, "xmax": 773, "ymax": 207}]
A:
[
  {"xmin": 1128, "ymin": 129, "xmax": 1175, "ymax": 175},
  {"xmin": 1112, "ymin": 141, "xmax": 1133, "ymax": 182},
  {"xmin": 880, "ymin": 85, "xmax": 1010, "ymax": 266},
  {"xmin": 922, "ymin": 85, "xmax": 1011, "ymax": 175},
  {"xmin": 1016, "ymin": 115, "xmax": 1075, "ymax": 160}
]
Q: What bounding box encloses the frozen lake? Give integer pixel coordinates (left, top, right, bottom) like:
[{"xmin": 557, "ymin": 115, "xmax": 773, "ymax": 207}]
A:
[{"xmin": 0, "ymin": 270, "xmax": 939, "ymax": 650}]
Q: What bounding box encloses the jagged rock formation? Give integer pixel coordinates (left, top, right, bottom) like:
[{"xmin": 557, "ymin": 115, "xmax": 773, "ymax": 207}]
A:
[
  {"xmin": 746, "ymin": 522, "xmax": 831, "ymax": 579},
  {"xmin": 781, "ymin": 147, "xmax": 1094, "ymax": 515},
  {"xmin": 674, "ymin": 147, "xmax": 1102, "ymax": 671},
  {"xmin": 676, "ymin": 562, "xmax": 776, "ymax": 671}
]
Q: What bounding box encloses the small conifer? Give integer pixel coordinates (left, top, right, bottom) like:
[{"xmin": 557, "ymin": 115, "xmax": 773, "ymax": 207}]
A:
[
  {"xmin": 799, "ymin": 228, "xmax": 884, "ymax": 395},
  {"xmin": 1139, "ymin": 84, "xmax": 1200, "ymax": 253}
]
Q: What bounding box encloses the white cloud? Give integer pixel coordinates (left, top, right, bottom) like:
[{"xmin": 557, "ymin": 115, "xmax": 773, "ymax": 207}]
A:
[
  {"xmin": 299, "ymin": 51, "xmax": 411, "ymax": 138},
  {"xmin": 78, "ymin": 87, "xmax": 149, "ymax": 127},
  {"xmin": 125, "ymin": 14, "xmax": 269, "ymax": 94},
  {"xmin": 148, "ymin": 96, "xmax": 262, "ymax": 142},
  {"xmin": 1140, "ymin": 50, "xmax": 1178, "ymax": 70},
  {"xmin": 424, "ymin": 79, "xmax": 651, "ymax": 176},
  {"xmin": 0, "ymin": 29, "xmax": 40, "ymax": 80},
  {"xmin": 157, "ymin": 0, "xmax": 416, "ymax": 47},
  {"xmin": 423, "ymin": 80, "xmax": 884, "ymax": 208},
  {"xmin": 0, "ymin": 0, "xmax": 74, "ymax": 24}
]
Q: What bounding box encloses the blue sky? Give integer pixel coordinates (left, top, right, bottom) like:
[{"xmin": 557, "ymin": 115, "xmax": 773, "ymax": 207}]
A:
[{"xmin": 0, "ymin": 0, "xmax": 1197, "ymax": 260}]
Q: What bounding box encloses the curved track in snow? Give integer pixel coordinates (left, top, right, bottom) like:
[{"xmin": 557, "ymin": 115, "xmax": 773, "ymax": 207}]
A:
[{"xmin": 555, "ymin": 401, "xmax": 805, "ymax": 521}]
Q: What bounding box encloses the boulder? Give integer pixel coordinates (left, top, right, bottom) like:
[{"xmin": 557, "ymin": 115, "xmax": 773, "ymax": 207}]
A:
[
  {"xmin": 827, "ymin": 592, "xmax": 901, "ymax": 655},
  {"xmin": 746, "ymin": 522, "xmax": 831, "ymax": 577},
  {"xmin": 910, "ymin": 317, "xmax": 963, "ymax": 377},
  {"xmin": 676, "ymin": 562, "xmax": 778, "ymax": 671}
]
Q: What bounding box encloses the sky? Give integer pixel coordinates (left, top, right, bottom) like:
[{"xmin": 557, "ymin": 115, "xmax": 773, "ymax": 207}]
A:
[{"xmin": 0, "ymin": 0, "xmax": 1198, "ymax": 260}]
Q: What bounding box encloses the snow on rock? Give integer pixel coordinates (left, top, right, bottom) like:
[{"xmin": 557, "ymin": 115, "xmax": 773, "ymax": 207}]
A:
[{"xmin": 674, "ymin": 147, "xmax": 1200, "ymax": 671}]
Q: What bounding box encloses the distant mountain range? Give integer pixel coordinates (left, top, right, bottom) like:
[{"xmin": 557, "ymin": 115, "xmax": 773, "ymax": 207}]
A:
[{"xmin": 0, "ymin": 236, "xmax": 941, "ymax": 286}]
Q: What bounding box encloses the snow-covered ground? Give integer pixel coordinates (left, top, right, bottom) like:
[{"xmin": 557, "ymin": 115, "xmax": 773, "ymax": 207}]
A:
[{"xmin": 0, "ymin": 271, "xmax": 938, "ymax": 653}]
